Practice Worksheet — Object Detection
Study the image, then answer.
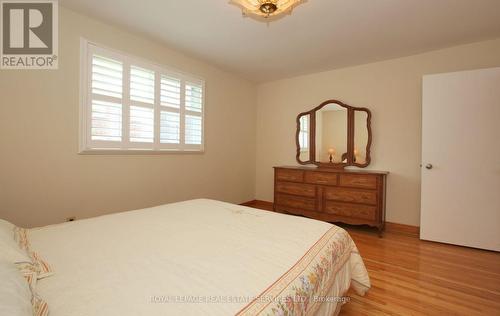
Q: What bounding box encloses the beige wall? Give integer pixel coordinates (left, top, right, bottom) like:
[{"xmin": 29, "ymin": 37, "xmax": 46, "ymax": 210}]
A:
[
  {"xmin": 255, "ymin": 38, "xmax": 500, "ymax": 226},
  {"xmin": 0, "ymin": 7, "xmax": 256, "ymax": 227}
]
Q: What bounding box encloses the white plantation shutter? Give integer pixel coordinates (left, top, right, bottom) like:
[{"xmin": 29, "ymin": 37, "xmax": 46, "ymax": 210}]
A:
[
  {"xmin": 130, "ymin": 106, "xmax": 154, "ymax": 143},
  {"xmin": 185, "ymin": 115, "xmax": 202, "ymax": 145},
  {"xmin": 185, "ymin": 82, "xmax": 203, "ymax": 112},
  {"xmin": 129, "ymin": 66, "xmax": 155, "ymax": 144},
  {"xmin": 130, "ymin": 66, "xmax": 155, "ymax": 104},
  {"xmin": 91, "ymin": 100, "xmax": 122, "ymax": 141},
  {"xmin": 160, "ymin": 76, "xmax": 181, "ymax": 144},
  {"xmin": 160, "ymin": 76, "xmax": 181, "ymax": 108},
  {"xmin": 81, "ymin": 40, "xmax": 204, "ymax": 152},
  {"xmin": 184, "ymin": 82, "xmax": 203, "ymax": 146},
  {"xmin": 92, "ymin": 55, "xmax": 123, "ymax": 99},
  {"xmin": 160, "ymin": 111, "xmax": 180, "ymax": 144},
  {"xmin": 90, "ymin": 55, "xmax": 123, "ymax": 143}
]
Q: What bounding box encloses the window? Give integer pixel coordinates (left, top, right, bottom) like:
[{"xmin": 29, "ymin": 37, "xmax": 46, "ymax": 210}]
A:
[
  {"xmin": 299, "ymin": 115, "xmax": 309, "ymax": 151},
  {"xmin": 80, "ymin": 40, "xmax": 205, "ymax": 153}
]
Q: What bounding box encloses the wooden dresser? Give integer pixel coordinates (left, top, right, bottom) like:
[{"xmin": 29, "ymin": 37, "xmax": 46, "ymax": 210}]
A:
[{"xmin": 274, "ymin": 166, "xmax": 388, "ymax": 235}]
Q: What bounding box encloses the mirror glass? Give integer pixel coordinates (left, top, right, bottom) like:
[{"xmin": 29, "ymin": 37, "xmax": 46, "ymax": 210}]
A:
[
  {"xmin": 315, "ymin": 103, "xmax": 348, "ymax": 163},
  {"xmin": 298, "ymin": 114, "xmax": 311, "ymax": 162},
  {"xmin": 354, "ymin": 110, "xmax": 368, "ymax": 164}
]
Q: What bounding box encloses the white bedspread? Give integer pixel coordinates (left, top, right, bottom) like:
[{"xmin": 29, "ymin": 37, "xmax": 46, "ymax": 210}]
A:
[{"xmin": 28, "ymin": 199, "xmax": 370, "ymax": 316}]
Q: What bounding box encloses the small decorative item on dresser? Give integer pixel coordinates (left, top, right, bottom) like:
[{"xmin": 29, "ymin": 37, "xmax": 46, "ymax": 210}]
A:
[{"xmin": 328, "ymin": 148, "xmax": 335, "ymax": 163}]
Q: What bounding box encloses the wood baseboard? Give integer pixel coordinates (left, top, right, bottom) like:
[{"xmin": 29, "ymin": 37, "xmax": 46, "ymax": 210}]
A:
[
  {"xmin": 239, "ymin": 200, "xmax": 258, "ymax": 207},
  {"xmin": 240, "ymin": 200, "xmax": 420, "ymax": 237},
  {"xmin": 385, "ymin": 222, "xmax": 420, "ymax": 237}
]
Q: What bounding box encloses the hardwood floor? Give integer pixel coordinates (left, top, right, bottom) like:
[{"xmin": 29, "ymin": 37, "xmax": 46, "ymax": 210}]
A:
[{"xmin": 242, "ymin": 201, "xmax": 500, "ymax": 315}]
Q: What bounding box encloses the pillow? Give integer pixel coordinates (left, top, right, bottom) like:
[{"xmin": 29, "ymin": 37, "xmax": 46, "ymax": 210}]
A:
[
  {"xmin": 0, "ymin": 260, "xmax": 33, "ymax": 316},
  {"xmin": 0, "ymin": 219, "xmax": 31, "ymax": 264}
]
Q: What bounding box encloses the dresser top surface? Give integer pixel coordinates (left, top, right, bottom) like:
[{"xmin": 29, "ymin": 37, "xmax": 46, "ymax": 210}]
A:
[{"xmin": 274, "ymin": 165, "xmax": 389, "ymax": 175}]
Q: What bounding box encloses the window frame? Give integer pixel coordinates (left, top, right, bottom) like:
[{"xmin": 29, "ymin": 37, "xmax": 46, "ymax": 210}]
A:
[{"xmin": 79, "ymin": 38, "xmax": 205, "ymax": 154}]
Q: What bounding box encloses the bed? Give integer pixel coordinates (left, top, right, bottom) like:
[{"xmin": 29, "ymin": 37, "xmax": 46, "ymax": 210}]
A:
[{"xmin": 23, "ymin": 199, "xmax": 370, "ymax": 315}]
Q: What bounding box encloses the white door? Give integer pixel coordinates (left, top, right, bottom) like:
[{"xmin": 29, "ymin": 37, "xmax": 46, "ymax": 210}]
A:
[{"xmin": 421, "ymin": 67, "xmax": 500, "ymax": 252}]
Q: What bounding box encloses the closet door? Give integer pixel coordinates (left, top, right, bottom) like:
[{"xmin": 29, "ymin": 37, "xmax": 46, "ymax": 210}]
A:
[{"xmin": 421, "ymin": 67, "xmax": 500, "ymax": 251}]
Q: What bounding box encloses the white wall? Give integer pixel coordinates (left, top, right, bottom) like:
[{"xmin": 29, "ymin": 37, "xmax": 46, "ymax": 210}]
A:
[
  {"xmin": 255, "ymin": 38, "xmax": 500, "ymax": 226},
  {"xmin": 0, "ymin": 7, "xmax": 256, "ymax": 227}
]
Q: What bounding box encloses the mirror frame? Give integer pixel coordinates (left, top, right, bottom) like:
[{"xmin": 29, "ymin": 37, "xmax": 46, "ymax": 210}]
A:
[{"xmin": 295, "ymin": 99, "xmax": 372, "ymax": 168}]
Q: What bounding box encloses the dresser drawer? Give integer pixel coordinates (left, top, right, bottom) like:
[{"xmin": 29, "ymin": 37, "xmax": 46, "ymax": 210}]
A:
[
  {"xmin": 339, "ymin": 174, "xmax": 377, "ymax": 189},
  {"xmin": 276, "ymin": 182, "xmax": 316, "ymax": 197},
  {"xmin": 324, "ymin": 187, "xmax": 377, "ymax": 205},
  {"xmin": 276, "ymin": 194, "xmax": 316, "ymax": 211},
  {"xmin": 304, "ymin": 171, "xmax": 338, "ymax": 185},
  {"xmin": 276, "ymin": 169, "xmax": 304, "ymax": 182},
  {"xmin": 324, "ymin": 201, "xmax": 376, "ymax": 221},
  {"xmin": 273, "ymin": 166, "xmax": 387, "ymax": 234}
]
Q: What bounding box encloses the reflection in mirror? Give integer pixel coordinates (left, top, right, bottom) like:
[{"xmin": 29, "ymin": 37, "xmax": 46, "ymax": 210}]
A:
[
  {"xmin": 354, "ymin": 110, "xmax": 368, "ymax": 164},
  {"xmin": 298, "ymin": 114, "xmax": 310, "ymax": 162},
  {"xmin": 316, "ymin": 104, "xmax": 348, "ymax": 163}
]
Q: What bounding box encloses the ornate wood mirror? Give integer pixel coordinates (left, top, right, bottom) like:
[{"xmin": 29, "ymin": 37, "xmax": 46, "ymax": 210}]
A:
[{"xmin": 296, "ymin": 99, "xmax": 372, "ymax": 168}]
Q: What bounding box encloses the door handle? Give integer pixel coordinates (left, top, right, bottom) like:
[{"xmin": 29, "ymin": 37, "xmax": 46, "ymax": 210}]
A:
[{"xmin": 425, "ymin": 164, "xmax": 433, "ymax": 170}]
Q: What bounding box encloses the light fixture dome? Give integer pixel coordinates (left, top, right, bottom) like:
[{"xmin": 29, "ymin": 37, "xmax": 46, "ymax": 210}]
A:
[{"xmin": 229, "ymin": 0, "xmax": 306, "ymax": 21}]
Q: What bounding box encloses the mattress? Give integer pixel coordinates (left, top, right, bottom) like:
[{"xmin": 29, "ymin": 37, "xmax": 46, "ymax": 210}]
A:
[{"xmin": 27, "ymin": 199, "xmax": 370, "ymax": 315}]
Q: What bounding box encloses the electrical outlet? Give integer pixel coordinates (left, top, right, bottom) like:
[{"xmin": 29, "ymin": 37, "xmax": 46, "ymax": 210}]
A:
[{"xmin": 66, "ymin": 216, "xmax": 76, "ymax": 222}]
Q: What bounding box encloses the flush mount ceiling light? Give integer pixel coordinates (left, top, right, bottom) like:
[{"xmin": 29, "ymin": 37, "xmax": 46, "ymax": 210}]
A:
[{"xmin": 229, "ymin": 0, "xmax": 307, "ymax": 21}]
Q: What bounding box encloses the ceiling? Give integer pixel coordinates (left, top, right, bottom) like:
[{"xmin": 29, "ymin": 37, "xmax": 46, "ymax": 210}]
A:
[{"xmin": 60, "ymin": 0, "xmax": 500, "ymax": 82}]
